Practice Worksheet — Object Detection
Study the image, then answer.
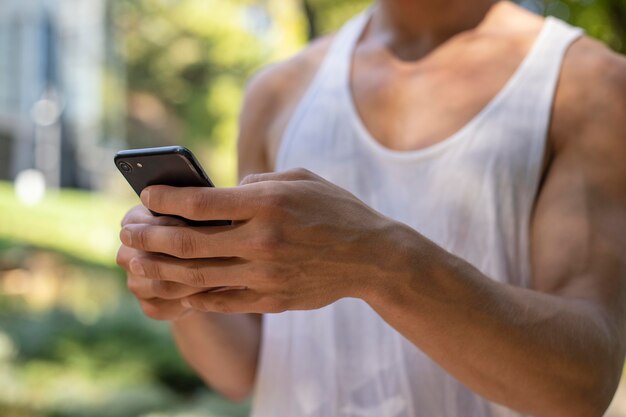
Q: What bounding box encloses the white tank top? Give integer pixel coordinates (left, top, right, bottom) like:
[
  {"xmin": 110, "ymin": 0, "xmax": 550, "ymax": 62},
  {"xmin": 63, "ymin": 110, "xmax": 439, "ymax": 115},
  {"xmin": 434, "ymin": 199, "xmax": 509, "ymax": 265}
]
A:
[{"xmin": 251, "ymin": 11, "xmax": 583, "ymax": 417}]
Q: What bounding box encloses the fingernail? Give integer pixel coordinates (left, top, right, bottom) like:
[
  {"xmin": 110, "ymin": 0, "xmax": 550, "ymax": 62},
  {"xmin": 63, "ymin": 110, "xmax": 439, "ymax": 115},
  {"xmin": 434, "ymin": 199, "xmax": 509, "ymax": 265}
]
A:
[
  {"xmin": 129, "ymin": 258, "xmax": 145, "ymax": 276},
  {"xmin": 181, "ymin": 298, "xmax": 192, "ymax": 308},
  {"xmin": 120, "ymin": 228, "xmax": 132, "ymax": 245},
  {"xmin": 141, "ymin": 188, "xmax": 150, "ymax": 207}
]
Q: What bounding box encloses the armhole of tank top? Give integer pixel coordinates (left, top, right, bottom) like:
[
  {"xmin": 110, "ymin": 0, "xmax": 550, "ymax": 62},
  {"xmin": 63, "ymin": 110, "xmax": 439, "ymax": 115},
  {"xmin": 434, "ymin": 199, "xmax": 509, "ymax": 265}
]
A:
[
  {"xmin": 526, "ymin": 24, "xmax": 584, "ymax": 207},
  {"xmin": 519, "ymin": 22, "xmax": 584, "ymax": 287},
  {"xmin": 274, "ymin": 41, "xmax": 338, "ymax": 171}
]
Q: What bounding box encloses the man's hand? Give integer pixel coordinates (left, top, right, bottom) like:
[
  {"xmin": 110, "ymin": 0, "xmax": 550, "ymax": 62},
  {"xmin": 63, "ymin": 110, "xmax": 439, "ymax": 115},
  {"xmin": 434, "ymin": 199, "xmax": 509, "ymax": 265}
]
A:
[
  {"xmin": 119, "ymin": 168, "xmax": 401, "ymax": 314},
  {"xmin": 116, "ymin": 205, "xmax": 211, "ymax": 320}
]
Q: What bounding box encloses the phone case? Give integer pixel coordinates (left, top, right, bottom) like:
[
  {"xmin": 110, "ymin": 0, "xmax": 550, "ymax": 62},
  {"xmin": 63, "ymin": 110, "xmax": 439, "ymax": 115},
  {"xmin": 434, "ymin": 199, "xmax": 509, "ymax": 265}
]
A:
[{"xmin": 114, "ymin": 146, "xmax": 231, "ymax": 227}]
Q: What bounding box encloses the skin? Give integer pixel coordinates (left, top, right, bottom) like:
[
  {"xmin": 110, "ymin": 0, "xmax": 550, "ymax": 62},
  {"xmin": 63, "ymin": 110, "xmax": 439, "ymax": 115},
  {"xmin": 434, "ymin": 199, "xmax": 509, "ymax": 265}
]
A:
[{"xmin": 116, "ymin": 0, "xmax": 626, "ymax": 414}]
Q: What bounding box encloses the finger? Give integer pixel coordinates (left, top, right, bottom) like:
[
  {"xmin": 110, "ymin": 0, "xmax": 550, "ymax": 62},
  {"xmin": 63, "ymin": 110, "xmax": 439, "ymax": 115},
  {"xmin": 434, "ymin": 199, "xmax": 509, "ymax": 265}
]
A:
[
  {"xmin": 127, "ymin": 274, "xmax": 207, "ymax": 300},
  {"xmin": 239, "ymin": 168, "xmax": 317, "ymax": 185},
  {"xmin": 120, "ymin": 223, "xmax": 247, "ymax": 258},
  {"xmin": 139, "ymin": 298, "xmax": 193, "ymax": 321},
  {"xmin": 181, "ymin": 289, "xmax": 269, "ymax": 314},
  {"xmin": 121, "ymin": 205, "xmax": 148, "ymax": 226},
  {"xmin": 141, "ymin": 185, "xmax": 260, "ymax": 222},
  {"xmin": 116, "ymin": 245, "xmax": 143, "ymax": 270},
  {"xmin": 121, "ymin": 205, "xmax": 187, "ymax": 227},
  {"xmin": 129, "ymin": 255, "xmax": 249, "ymax": 288}
]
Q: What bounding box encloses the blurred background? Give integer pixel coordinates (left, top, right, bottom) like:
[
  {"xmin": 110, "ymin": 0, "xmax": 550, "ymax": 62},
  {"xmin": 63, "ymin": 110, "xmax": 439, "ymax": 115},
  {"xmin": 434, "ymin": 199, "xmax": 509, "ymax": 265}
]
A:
[{"xmin": 0, "ymin": 0, "xmax": 624, "ymax": 416}]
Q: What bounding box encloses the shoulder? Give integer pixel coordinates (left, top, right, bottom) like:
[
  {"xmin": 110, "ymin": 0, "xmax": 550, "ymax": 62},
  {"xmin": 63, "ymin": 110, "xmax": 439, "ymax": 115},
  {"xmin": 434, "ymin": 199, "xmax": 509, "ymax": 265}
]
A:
[
  {"xmin": 245, "ymin": 35, "xmax": 335, "ymax": 105},
  {"xmin": 552, "ymin": 36, "xmax": 626, "ymax": 152},
  {"xmin": 237, "ymin": 35, "xmax": 335, "ymax": 175},
  {"xmin": 241, "ymin": 34, "xmax": 334, "ymax": 144}
]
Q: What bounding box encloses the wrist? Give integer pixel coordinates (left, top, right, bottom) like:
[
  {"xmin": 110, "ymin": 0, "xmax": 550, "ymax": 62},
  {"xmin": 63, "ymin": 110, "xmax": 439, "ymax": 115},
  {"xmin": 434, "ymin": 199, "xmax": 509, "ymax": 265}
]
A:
[{"xmin": 358, "ymin": 220, "xmax": 431, "ymax": 308}]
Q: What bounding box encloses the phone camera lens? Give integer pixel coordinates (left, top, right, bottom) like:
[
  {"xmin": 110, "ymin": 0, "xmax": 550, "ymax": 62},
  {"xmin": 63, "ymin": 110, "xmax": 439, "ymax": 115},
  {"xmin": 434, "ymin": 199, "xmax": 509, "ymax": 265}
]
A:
[{"xmin": 119, "ymin": 161, "xmax": 132, "ymax": 173}]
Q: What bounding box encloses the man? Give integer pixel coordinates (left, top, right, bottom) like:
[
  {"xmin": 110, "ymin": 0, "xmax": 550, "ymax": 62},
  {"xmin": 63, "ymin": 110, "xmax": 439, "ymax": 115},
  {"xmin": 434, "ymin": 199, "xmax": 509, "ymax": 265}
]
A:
[{"xmin": 116, "ymin": 0, "xmax": 626, "ymax": 416}]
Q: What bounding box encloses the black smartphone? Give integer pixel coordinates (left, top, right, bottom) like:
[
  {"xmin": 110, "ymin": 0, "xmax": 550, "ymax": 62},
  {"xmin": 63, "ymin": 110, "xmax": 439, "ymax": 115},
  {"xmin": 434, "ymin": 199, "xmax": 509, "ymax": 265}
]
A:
[{"xmin": 114, "ymin": 146, "xmax": 231, "ymax": 226}]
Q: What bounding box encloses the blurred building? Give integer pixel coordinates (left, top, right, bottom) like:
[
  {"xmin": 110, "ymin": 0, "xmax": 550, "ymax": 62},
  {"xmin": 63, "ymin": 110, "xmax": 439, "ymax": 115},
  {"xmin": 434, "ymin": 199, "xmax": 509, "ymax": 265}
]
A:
[{"xmin": 0, "ymin": 0, "xmax": 124, "ymax": 190}]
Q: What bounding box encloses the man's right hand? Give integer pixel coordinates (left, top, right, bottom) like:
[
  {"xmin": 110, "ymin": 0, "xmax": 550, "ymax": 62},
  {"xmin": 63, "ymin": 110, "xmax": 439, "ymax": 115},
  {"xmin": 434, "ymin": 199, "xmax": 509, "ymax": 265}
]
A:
[{"xmin": 116, "ymin": 205, "xmax": 204, "ymax": 321}]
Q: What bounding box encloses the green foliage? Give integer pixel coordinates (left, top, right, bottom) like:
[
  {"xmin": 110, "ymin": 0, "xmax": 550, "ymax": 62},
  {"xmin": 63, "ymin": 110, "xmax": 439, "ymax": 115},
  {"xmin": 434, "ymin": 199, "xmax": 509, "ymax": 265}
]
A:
[
  {"xmin": 115, "ymin": 0, "xmax": 287, "ymax": 185},
  {"xmin": 301, "ymin": 0, "xmax": 370, "ymax": 37},
  {"xmin": 544, "ymin": 0, "xmax": 626, "ymax": 52},
  {"xmin": 0, "ymin": 241, "xmax": 250, "ymax": 417},
  {"xmin": 302, "ymin": 0, "xmax": 625, "ymax": 53}
]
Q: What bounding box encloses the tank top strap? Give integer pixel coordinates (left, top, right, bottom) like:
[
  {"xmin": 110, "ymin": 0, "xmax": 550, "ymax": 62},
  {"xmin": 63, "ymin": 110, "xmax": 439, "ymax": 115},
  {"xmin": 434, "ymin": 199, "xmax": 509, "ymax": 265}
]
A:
[
  {"xmin": 508, "ymin": 16, "xmax": 583, "ymax": 120},
  {"xmin": 500, "ymin": 16, "xmax": 584, "ymax": 199},
  {"xmin": 314, "ymin": 9, "xmax": 371, "ymax": 93},
  {"xmin": 276, "ymin": 10, "xmax": 371, "ymax": 170}
]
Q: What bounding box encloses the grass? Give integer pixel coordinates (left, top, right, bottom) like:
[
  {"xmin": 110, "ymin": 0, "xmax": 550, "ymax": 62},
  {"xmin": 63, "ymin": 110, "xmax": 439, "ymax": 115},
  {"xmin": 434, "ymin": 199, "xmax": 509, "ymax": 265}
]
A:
[{"xmin": 0, "ymin": 181, "xmax": 132, "ymax": 267}]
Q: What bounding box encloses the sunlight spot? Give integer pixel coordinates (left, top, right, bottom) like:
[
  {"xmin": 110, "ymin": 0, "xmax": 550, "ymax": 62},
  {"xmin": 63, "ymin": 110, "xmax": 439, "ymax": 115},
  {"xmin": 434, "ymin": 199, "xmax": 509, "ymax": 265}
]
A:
[{"xmin": 15, "ymin": 169, "xmax": 46, "ymax": 206}]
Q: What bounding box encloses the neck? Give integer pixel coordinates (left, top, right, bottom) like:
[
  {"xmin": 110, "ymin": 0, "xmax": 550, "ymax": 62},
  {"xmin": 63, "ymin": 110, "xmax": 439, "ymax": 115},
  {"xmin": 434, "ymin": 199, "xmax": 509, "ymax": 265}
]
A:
[{"xmin": 370, "ymin": 0, "xmax": 499, "ymax": 60}]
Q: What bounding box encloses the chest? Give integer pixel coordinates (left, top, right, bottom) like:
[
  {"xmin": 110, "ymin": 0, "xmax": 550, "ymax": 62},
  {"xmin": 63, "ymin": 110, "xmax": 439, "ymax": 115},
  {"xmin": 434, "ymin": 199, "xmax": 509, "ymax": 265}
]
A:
[{"xmin": 349, "ymin": 34, "xmax": 536, "ymax": 152}]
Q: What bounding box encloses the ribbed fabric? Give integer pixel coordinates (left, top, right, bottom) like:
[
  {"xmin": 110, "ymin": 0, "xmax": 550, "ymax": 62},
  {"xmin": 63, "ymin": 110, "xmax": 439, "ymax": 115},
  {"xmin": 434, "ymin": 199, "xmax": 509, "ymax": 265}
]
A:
[{"xmin": 251, "ymin": 11, "xmax": 583, "ymax": 417}]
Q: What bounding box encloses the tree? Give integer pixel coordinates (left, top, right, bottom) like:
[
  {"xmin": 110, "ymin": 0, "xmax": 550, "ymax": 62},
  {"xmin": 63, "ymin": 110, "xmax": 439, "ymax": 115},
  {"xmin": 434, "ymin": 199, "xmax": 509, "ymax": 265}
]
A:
[
  {"xmin": 298, "ymin": 0, "xmax": 626, "ymax": 53},
  {"xmin": 114, "ymin": 0, "xmax": 304, "ymax": 185}
]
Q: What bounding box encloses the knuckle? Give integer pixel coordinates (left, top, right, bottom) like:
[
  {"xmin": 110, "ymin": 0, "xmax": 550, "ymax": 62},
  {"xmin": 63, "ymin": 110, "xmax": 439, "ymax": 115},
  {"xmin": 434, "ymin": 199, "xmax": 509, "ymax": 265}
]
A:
[
  {"xmin": 189, "ymin": 192, "xmax": 211, "ymax": 218},
  {"xmin": 187, "ymin": 264, "xmax": 207, "ymax": 287},
  {"xmin": 172, "ymin": 229, "xmax": 196, "ymax": 258},
  {"xmin": 151, "ymin": 280, "xmax": 175, "ymax": 299},
  {"xmin": 145, "ymin": 260, "xmax": 163, "ymax": 280},
  {"xmin": 133, "ymin": 226, "xmax": 149, "ymax": 249}
]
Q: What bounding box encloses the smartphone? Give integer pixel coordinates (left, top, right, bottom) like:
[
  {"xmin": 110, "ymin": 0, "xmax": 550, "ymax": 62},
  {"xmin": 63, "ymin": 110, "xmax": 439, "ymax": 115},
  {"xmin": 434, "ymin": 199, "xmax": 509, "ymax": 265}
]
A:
[{"xmin": 114, "ymin": 146, "xmax": 231, "ymax": 226}]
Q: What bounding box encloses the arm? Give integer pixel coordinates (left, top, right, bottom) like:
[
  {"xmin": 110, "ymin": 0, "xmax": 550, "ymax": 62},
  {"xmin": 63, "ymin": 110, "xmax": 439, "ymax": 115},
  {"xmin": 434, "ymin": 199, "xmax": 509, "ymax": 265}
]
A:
[
  {"xmin": 361, "ymin": 47, "xmax": 626, "ymax": 416},
  {"xmin": 167, "ymin": 72, "xmax": 282, "ymax": 400},
  {"xmin": 169, "ymin": 311, "xmax": 260, "ymax": 401}
]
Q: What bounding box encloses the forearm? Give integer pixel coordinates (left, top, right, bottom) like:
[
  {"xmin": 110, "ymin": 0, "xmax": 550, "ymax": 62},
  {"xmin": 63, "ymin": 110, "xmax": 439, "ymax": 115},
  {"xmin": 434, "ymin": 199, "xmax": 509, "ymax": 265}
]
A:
[
  {"xmin": 363, "ymin": 224, "xmax": 621, "ymax": 417},
  {"xmin": 171, "ymin": 312, "xmax": 262, "ymax": 401}
]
